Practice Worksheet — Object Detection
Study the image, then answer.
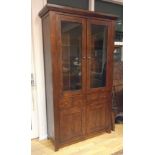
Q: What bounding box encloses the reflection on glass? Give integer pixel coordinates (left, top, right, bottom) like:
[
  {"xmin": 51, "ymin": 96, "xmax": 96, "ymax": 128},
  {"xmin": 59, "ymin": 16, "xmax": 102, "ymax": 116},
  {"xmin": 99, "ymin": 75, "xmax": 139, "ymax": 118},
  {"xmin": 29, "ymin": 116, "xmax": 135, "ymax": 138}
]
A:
[
  {"xmin": 114, "ymin": 47, "xmax": 122, "ymax": 62},
  {"xmin": 61, "ymin": 21, "xmax": 82, "ymax": 91},
  {"xmin": 90, "ymin": 24, "xmax": 107, "ymax": 88}
]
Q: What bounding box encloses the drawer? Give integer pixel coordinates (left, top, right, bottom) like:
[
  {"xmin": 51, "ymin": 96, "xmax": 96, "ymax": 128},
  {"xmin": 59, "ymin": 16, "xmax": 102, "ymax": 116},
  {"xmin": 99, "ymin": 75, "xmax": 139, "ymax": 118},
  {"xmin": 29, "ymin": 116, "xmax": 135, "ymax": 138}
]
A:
[
  {"xmin": 99, "ymin": 92, "xmax": 111, "ymax": 100},
  {"xmin": 87, "ymin": 94, "xmax": 99, "ymax": 101},
  {"xmin": 59, "ymin": 97, "xmax": 72, "ymax": 109},
  {"xmin": 87, "ymin": 92, "xmax": 111, "ymax": 101},
  {"xmin": 58, "ymin": 96, "xmax": 84, "ymax": 109}
]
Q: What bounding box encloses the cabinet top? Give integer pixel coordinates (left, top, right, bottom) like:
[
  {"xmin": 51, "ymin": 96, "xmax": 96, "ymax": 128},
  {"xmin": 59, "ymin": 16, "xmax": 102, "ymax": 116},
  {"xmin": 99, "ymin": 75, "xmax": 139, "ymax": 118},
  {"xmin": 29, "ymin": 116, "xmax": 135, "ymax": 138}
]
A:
[{"xmin": 39, "ymin": 3, "xmax": 118, "ymax": 20}]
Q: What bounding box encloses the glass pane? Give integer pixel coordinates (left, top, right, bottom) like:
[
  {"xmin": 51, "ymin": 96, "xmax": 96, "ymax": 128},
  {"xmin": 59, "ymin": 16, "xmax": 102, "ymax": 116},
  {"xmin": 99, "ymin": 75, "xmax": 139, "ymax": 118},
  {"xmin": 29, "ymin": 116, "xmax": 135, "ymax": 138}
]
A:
[
  {"xmin": 61, "ymin": 21, "xmax": 82, "ymax": 91},
  {"xmin": 90, "ymin": 24, "xmax": 107, "ymax": 88},
  {"xmin": 114, "ymin": 47, "xmax": 122, "ymax": 62}
]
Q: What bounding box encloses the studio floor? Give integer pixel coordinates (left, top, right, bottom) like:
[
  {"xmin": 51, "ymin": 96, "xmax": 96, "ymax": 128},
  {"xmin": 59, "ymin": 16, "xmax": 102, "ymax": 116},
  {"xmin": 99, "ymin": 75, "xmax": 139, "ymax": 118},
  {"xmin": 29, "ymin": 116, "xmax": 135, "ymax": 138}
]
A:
[{"xmin": 31, "ymin": 124, "xmax": 123, "ymax": 155}]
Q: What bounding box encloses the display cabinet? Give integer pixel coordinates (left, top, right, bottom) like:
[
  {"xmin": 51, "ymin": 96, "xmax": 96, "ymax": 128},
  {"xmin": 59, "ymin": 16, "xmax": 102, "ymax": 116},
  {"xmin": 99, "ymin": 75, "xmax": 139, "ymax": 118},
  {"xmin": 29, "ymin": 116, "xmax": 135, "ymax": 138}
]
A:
[{"xmin": 39, "ymin": 4, "xmax": 117, "ymax": 151}]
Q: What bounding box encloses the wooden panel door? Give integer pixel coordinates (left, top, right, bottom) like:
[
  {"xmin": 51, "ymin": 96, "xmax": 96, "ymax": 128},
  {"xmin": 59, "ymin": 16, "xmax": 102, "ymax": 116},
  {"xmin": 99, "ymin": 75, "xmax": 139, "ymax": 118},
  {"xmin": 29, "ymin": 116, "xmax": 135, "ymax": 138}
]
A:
[
  {"xmin": 56, "ymin": 14, "xmax": 87, "ymax": 143},
  {"xmin": 86, "ymin": 103, "xmax": 105, "ymax": 133},
  {"xmin": 86, "ymin": 19, "xmax": 113, "ymax": 134},
  {"xmin": 59, "ymin": 103, "xmax": 84, "ymax": 143}
]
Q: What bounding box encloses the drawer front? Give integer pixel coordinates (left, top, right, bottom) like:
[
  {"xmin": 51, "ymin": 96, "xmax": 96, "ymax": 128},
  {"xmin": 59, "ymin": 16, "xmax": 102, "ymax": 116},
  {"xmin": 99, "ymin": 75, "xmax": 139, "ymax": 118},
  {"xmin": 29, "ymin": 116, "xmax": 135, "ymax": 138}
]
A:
[
  {"xmin": 87, "ymin": 92, "xmax": 111, "ymax": 104},
  {"xmin": 58, "ymin": 95, "xmax": 85, "ymax": 109}
]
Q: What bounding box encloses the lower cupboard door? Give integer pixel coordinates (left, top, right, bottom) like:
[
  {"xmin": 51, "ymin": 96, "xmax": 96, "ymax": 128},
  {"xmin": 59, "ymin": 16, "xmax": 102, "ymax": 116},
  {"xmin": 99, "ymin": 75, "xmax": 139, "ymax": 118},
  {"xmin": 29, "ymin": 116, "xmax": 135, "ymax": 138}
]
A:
[
  {"xmin": 86, "ymin": 103, "xmax": 106, "ymax": 134},
  {"xmin": 59, "ymin": 106, "xmax": 84, "ymax": 143}
]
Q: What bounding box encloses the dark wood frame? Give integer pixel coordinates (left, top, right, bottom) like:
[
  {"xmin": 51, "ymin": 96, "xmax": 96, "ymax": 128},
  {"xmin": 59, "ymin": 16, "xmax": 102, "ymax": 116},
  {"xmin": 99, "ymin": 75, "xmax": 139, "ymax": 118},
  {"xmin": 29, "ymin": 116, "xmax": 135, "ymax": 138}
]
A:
[
  {"xmin": 56, "ymin": 14, "xmax": 87, "ymax": 97},
  {"xmin": 86, "ymin": 19, "xmax": 112, "ymax": 93},
  {"xmin": 39, "ymin": 4, "xmax": 117, "ymax": 151}
]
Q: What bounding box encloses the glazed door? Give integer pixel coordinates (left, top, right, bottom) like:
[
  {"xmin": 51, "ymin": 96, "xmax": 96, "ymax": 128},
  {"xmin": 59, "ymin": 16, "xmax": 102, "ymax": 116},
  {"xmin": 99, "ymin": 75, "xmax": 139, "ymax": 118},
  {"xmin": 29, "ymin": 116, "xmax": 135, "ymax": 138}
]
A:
[
  {"xmin": 86, "ymin": 19, "xmax": 113, "ymax": 134},
  {"xmin": 56, "ymin": 15, "xmax": 87, "ymax": 143}
]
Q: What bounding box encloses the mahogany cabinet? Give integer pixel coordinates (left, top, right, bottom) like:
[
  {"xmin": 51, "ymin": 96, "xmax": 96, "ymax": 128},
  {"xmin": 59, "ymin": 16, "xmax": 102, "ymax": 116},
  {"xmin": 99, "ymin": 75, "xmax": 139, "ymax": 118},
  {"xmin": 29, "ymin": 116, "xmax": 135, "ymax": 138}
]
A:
[{"xmin": 39, "ymin": 4, "xmax": 117, "ymax": 151}]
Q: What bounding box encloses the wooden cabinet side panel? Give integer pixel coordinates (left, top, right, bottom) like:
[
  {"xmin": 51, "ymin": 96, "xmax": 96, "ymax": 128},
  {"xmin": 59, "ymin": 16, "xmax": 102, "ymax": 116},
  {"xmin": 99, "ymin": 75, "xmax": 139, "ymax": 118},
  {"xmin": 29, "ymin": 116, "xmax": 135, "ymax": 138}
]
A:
[{"xmin": 42, "ymin": 14, "xmax": 55, "ymax": 139}]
